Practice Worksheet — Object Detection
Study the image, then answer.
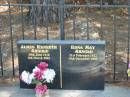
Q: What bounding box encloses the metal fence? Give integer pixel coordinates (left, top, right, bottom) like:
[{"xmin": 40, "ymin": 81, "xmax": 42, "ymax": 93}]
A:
[{"xmin": 0, "ymin": 0, "xmax": 130, "ymax": 82}]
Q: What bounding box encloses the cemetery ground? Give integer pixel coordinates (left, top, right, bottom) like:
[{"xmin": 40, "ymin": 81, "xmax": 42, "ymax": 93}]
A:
[
  {"xmin": 1, "ymin": 1, "xmax": 130, "ymax": 97},
  {"xmin": 0, "ymin": 80, "xmax": 130, "ymax": 97}
]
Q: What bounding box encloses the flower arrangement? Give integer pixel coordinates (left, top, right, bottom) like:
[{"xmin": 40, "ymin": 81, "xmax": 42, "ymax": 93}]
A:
[{"xmin": 20, "ymin": 62, "xmax": 56, "ymax": 97}]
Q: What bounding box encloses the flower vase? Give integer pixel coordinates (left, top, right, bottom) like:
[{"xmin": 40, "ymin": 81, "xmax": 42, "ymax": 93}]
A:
[{"xmin": 35, "ymin": 83, "xmax": 48, "ymax": 97}]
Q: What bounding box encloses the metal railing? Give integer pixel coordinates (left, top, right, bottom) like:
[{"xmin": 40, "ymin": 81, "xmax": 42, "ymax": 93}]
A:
[{"xmin": 0, "ymin": 0, "xmax": 130, "ymax": 82}]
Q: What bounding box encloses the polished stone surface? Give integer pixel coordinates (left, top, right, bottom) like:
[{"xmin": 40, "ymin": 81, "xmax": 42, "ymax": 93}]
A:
[{"xmin": 18, "ymin": 40, "xmax": 105, "ymax": 89}]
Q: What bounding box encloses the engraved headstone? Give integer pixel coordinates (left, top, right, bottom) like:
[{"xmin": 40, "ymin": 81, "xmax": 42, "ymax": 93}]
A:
[{"xmin": 17, "ymin": 40, "xmax": 105, "ymax": 90}]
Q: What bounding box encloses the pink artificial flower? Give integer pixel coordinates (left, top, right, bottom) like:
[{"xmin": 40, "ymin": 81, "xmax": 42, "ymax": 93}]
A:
[
  {"xmin": 38, "ymin": 62, "xmax": 48, "ymax": 72},
  {"xmin": 34, "ymin": 70, "xmax": 43, "ymax": 80},
  {"xmin": 35, "ymin": 84, "xmax": 48, "ymax": 94}
]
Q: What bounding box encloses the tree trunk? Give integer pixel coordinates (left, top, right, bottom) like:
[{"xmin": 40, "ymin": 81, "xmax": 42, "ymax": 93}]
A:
[
  {"xmin": 28, "ymin": 0, "xmax": 74, "ymax": 25},
  {"xmin": 28, "ymin": 0, "xmax": 84, "ymax": 25}
]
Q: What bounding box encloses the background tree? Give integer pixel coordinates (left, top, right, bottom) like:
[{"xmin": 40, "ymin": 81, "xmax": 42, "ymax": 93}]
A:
[{"xmin": 27, "ymin": 0, "xmax": 86, "ymax": 25}]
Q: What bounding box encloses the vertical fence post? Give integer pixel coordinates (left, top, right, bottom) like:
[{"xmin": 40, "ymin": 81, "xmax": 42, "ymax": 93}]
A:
[
  {"xmin": 0, "ymin": 16, "xmax": 3, "ymax": 76},
  {"xmin": 46, "ymin": 0, "xmax": 49, "ymax": 40},
  {"xmin": 59, "ymin": 0, "xmax": 65, "ymax": 40},
  {"xmin": 20, "ymin": 0, "xmax": 24, "ymax": 40},
  {"xmin": 127, "ymin": 0, "xmax": 130, "ymax": 81},
  {"xmin": 86, "ymin": 3, "xmax": 90, "ymax": 40},
  {"xmin": 33, "ymin": 3, "xmax": 37, "ymax": 40},
  {"xmin": 113, "ymin": 8, "xmax": 117, "ymax": 81},
  {"xmin": 100, "ymin": 0, "xmax": 104, "ymax": 40},
  {"xmin": 0, "ymin": 39, "xmax": 3, "ymax": 76},
  {"xmin": 8, "ymin": 1, "xmax": 15, "ymax": 77},
  {"xmin": 73, "ymin": 11, "xmax": 76, "ymax": 40},
  {"xmin": 31, "ymin": 0, "xmax": 37, "ymax": 40}
]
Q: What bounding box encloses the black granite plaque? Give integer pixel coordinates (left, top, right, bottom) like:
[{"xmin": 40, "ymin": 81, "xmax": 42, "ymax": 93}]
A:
[{"xmin": 17, "ymin": 40, "xmax": 105, "ymax": 90}]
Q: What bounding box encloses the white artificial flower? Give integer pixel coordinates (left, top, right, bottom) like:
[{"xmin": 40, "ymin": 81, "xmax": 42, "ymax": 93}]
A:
[
  {"xmin": 21, "ymin": 71, "xmax": 32, "ymax": 84},
  {"xmin": 33, "ymin": 66, "xmax": 40, "ymax": 73},
  {"xmin": 42, "ymin": 69, "xmax": 56, "ymax": 83},
  {"xmin": 29, "ymin": 73, "xmax": 35, "ymax": 81}
]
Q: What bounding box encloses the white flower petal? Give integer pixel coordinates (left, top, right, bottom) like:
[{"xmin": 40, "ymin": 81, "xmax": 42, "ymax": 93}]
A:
[
  {"xmin": 43, "ymin": 69, "xmax": 56, "ymax": 83},
  {"xmin": 21, "ymin": 71, "xmax": 32, "ymax": 84},
  {"xmin": 33, "ymin": 66, "xmax": 40, "ymax": 73}
]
